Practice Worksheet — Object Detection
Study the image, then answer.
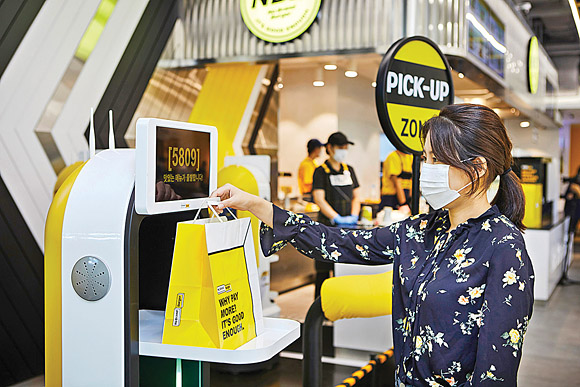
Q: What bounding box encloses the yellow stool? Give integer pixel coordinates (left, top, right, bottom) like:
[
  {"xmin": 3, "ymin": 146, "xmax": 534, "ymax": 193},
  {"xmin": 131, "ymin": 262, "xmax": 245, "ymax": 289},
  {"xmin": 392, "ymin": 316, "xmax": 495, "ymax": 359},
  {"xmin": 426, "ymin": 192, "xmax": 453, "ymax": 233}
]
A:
[{"xmin": 303, "ymin": 270, "xmax": 394, "ymax": 387}]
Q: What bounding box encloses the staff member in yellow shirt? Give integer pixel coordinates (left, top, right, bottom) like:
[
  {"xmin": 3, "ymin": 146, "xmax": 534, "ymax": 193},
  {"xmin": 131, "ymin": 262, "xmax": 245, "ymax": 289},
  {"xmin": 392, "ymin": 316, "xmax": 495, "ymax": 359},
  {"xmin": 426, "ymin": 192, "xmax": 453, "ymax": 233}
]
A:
[
  {"xmin": 298, "ymin": 139, "xmax": 323, "ymax": 201},
  {"xmin": 380, "ymin": 149, "xmax": 412, "ymax": 213}
]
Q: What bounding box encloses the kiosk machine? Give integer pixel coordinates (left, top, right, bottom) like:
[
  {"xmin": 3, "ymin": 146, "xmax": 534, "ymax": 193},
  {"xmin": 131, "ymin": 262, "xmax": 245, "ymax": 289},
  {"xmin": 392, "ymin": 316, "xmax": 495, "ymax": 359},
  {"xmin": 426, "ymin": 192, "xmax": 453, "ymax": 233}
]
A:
[{"xmin": 46, "ymin": 118, "xmax": 299, "ymax": 386}]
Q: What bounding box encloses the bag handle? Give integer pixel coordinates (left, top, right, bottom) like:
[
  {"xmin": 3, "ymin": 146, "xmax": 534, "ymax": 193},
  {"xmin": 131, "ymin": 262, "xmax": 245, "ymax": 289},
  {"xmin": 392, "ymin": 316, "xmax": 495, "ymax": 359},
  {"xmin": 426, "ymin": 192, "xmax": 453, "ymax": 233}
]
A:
[{"xmin": 193, "ymin": 200, "xmax": 237, "ymax": 222}]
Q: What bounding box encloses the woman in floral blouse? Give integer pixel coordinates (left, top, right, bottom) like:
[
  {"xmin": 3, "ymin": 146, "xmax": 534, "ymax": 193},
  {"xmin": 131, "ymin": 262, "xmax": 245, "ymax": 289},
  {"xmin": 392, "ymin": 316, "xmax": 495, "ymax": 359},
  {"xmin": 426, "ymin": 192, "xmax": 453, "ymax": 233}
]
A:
[{"xmin": 211, "ymin": 104, "xmax": 534, "ymax": 386}]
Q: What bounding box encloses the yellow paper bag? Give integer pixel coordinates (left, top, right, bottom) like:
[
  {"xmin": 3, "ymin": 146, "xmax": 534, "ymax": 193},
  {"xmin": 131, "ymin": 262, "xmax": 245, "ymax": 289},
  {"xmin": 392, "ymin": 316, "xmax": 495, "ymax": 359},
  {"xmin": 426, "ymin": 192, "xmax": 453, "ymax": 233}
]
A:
[{"xmin": 162, "ymin": 215, "xmax": 263, "ymax": 349}]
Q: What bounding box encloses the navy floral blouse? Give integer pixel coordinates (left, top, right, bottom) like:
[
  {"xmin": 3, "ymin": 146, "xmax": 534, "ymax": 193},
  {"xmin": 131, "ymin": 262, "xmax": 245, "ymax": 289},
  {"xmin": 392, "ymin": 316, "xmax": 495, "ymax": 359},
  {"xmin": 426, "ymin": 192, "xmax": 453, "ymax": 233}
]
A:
[{"xmin": 260, "ymin": 205, "xmax": 534, "ymax": 387}]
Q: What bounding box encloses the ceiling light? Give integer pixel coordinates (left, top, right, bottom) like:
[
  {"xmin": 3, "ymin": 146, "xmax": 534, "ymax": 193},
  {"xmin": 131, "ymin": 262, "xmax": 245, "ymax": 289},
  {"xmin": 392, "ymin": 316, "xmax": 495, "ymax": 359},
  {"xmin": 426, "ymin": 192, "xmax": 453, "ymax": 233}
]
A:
[
  {"xmin": 372, "ymin": 81, "xmax": 377, "ymax": 88},
  {"xmin": 520, "ymin": 121, "xmax": 530, "ymax": 128},
  {"xmin": 277, "ymin": 83, "xmax": 283, "ymax": 89},
  {"xmin": 345, "ymin": 59, "xmax": 358, "ymax": 78},
  {"xmin": 313, "ymin": 68, "xmax": 324, "ymax": 87},
  {"xmin": 569, "ymin": 0, "xmax": 580, "ymax": 40},
  {"xmin": 458, "ymin": 72, "xmax": 465, "ymax": 79},
  {"xmin": 324, "ymin": 64, "xmax": 337, "ymax": 70}
]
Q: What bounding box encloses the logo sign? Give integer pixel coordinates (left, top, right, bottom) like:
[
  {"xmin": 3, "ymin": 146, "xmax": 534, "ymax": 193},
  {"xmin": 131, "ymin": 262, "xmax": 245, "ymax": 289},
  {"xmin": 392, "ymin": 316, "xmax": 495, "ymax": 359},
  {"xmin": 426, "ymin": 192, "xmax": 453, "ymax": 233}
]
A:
[
  {"xmin": 528, "ymin": 36, "xmax": 540, "ymax": 95},
  {"xmin": 375, "ymin": 36, "xmax": 454, "ymax": 155},
  {"xmin": 240, "ymin": 0, "xmax": 322, "ymax": 43}
]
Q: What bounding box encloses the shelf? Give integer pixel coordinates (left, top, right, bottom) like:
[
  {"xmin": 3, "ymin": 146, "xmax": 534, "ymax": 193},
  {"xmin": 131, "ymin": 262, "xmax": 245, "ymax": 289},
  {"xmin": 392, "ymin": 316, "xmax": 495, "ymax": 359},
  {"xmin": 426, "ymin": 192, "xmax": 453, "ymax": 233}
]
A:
[{"xmin": 139, "ymin": 310, "xmax": 300, "ymax": 364}]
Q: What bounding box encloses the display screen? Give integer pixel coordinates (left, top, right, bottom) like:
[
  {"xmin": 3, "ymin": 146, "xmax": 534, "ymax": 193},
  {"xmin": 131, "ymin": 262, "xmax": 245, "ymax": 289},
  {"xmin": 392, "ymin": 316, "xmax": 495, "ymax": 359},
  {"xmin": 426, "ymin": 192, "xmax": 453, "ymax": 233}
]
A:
[
  {"xmin": 155, "ymin": 126, "xmax": 211, "ymax": 202},
  {"xmin": 468, "ymin": 0, "xmax": 505, "ymax": 78}
]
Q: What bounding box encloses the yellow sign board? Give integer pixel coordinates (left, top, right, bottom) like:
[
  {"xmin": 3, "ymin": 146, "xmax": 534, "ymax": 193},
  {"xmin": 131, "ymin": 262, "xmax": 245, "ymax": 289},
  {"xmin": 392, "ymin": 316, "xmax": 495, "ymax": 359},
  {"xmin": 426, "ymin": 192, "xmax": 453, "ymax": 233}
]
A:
[
  {"xmin": 375, "ymin": 37, "xmax": 454, "ymax": 155},
  {"xmin": 240, "ymin": 0, "xmax": 322, "ymax": 43},
  {"xmin": 528, "ymin": 36, "xmax": 540, "ymax": 95}
]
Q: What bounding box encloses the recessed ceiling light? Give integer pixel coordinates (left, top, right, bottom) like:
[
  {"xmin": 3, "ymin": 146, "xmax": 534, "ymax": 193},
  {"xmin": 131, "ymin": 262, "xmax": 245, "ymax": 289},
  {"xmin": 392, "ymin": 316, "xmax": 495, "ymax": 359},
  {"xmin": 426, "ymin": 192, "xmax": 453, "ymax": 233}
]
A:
[
  {"xmin": 345, "ymin": 70, "xmax": 358, "ymax": 78},
  {"xmin": 277, "ymin": 83, "xmax": 284, "ymax": 89},
  {"xmin": 372, "ymin": 81, "xmax": 377, "ymax": 88},
  {"xmin": 313, "ymin": 81, "xmax": 325, "ymax": 87},
  {"xmin": 520, "ymin": 121, "xmax": 530, "ymax": 128},
  {"xmin": 324, "ymin": 64, "xmax": 337, "ymax": 70},
  {"xmin": 458, "ymin": 73, "xmax": 465, "ymax": 79}
]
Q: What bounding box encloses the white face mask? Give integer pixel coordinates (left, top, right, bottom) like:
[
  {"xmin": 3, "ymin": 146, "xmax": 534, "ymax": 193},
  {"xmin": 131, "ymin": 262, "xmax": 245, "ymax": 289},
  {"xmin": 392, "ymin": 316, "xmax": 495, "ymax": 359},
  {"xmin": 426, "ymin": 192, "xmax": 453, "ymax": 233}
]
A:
[
  {"xmin": 333, "ymin": 149, "xmax": 348, "ymax": 163},
  {"xmin": 419, "ymin": 163, "xmax": 472, "ymax": 210}
]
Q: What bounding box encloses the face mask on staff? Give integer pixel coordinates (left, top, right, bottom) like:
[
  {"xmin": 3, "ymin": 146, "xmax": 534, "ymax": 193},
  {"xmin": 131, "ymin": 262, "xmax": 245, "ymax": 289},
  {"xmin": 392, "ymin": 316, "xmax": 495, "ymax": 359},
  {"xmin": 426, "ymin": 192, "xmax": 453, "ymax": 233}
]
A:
[
  {"xmin": 333, "ymin": 148, "xmax": 348, "ymax": 163},
  {"xmin": 325, "ymin": 132, "xmax": 354, "ymax": 164}
]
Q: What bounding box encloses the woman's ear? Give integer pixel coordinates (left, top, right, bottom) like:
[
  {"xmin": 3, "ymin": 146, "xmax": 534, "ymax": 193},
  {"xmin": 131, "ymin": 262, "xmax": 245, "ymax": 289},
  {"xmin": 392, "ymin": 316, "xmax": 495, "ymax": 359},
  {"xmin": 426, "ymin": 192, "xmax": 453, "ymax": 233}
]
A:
[{"xmin": 474, "ymin": 156, "xmax": 488, "ymax": 178}]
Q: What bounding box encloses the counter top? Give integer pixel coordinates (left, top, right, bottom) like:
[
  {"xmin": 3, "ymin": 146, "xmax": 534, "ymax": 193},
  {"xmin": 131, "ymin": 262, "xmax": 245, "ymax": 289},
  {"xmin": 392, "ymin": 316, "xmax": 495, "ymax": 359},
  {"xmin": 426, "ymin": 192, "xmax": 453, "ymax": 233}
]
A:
[{"xmin": 139, "ymin": 310, "xmax": 300, "ymax": 364}]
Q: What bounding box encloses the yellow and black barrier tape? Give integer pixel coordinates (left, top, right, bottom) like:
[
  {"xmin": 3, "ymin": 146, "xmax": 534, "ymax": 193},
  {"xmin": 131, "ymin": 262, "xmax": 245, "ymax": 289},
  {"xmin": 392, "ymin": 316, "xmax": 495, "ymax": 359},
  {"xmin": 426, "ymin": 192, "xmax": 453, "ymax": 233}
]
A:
[{"xmin": 335, "ymin": 348, "xmax": 394, "ymax": 387}]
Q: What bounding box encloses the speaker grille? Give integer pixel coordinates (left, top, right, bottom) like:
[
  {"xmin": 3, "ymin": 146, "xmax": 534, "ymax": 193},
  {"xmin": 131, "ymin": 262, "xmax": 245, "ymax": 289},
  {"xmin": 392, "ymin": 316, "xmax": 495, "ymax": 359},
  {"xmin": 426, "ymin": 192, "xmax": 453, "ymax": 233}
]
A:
[{"xmin": 71, "ymin": 256, "xmax": 111, "ymax": 301}]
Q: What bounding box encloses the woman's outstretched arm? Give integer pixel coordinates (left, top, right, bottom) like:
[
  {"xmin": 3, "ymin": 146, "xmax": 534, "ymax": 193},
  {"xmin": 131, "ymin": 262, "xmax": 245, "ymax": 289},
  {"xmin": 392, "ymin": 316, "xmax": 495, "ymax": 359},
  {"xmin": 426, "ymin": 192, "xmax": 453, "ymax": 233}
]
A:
[{"xmin": 211, "ymin": 184, "xmax": 400, "ymax": 265}]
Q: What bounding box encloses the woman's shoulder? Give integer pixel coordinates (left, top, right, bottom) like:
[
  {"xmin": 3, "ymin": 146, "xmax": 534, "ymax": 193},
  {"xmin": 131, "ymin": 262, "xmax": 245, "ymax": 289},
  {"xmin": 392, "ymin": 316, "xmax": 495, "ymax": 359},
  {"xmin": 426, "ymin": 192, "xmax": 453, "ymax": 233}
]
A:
[
  {"xmin": 479, "ymin": 213, "xmax": 532, "ymax": 272},
  {"xmin": 481, "ymin": 212, "xmax": 526, "ymax": 246}
]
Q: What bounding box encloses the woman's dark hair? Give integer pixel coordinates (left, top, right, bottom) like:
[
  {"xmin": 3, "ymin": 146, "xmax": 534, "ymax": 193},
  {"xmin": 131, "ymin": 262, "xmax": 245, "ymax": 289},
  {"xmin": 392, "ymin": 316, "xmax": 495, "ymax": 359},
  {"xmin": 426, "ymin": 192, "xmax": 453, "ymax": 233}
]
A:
[{"xmin": 420, "ymin": 103, "xmax": 526, "ymax": 231}]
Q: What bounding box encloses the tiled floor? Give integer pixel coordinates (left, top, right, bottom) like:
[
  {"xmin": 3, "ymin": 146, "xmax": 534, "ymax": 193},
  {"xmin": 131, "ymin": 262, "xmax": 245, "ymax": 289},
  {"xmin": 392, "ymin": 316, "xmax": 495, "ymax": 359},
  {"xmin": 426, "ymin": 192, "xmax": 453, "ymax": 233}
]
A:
[{"xmin": 11, "ymin": 250, "xmax": 580, "ymax": 386}]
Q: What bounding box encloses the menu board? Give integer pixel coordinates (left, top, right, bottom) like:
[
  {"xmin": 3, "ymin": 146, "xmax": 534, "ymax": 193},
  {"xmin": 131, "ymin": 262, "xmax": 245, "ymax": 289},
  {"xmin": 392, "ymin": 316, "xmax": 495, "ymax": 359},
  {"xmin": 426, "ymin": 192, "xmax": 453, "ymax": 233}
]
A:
[
  {"xmin": 514, "ymin": 157, "xmax": 547, "ymax": 197},
  {"xmin": 155, "ymin": 126, "xmax": 211, "ymax": 202}
]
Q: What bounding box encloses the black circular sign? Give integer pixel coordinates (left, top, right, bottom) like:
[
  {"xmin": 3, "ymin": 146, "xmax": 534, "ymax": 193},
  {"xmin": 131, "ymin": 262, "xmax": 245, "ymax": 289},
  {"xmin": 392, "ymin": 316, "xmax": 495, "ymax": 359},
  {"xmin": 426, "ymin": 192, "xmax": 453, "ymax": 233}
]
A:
[{"xmin": 375, "ymin": 36, "xmax": 454, "ymax": 155}]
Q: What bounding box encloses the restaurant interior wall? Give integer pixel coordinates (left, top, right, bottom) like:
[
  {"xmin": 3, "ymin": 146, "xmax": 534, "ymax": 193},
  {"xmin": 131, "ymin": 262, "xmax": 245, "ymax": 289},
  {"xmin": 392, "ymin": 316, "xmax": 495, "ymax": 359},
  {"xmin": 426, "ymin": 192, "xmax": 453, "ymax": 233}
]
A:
[
  {"xmin": 337, "ymin": 69, "xmax": 382, "ymax": 201},
  {"xmin": 278, "ymin": 65, "xmax": 381, "ymax": 201},
  {"xmin": 570, "ymin": 124, "xmax": 580, "ymax": 178},
  {"xmin": 558, "ymin": 124, "xmax": 570, "ymax": 180},
  {"xmin": 279, "ymin": 67, "xmax": 338, "ymax": 198},
  {"xmin": 505, "ymin": 119, "xmax": 561, "ymax": 221}
]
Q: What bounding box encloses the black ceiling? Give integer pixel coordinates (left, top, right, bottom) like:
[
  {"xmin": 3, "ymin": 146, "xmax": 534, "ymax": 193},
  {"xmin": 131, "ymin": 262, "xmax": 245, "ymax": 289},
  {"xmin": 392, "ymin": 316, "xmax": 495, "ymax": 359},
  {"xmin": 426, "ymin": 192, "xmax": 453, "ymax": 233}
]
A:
[{"xmin": 515, "ymin": 0, "xmax": 580, "ymax": 57}]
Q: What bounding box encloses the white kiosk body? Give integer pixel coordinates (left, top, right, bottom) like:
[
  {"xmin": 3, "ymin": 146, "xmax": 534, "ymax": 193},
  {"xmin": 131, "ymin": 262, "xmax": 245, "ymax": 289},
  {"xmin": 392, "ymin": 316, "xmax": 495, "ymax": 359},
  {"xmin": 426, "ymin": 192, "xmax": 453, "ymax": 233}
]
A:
[{"xmin": 56, "ymin": 119, "xmax": 299, "ymax": 386}]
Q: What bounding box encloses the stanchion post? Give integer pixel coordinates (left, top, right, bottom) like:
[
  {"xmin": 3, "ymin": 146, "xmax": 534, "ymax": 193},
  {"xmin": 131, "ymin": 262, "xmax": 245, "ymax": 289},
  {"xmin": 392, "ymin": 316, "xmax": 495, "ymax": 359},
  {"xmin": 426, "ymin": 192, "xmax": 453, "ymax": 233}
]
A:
[
  {"xmin": 411, "ymin": 154, "xmax": 421, "ymax": 215},
  {"xmin": 303, "ymin": 297, "xmax": 324, "ymax": 387}
]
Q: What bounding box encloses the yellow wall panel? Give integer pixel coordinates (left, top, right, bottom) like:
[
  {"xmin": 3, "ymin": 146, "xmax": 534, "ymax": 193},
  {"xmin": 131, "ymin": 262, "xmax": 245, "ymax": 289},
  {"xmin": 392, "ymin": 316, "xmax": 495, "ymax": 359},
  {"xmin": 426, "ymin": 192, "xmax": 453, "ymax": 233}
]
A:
[{"xmin": 189, "ymin": 64, "xmax": 263, "ymax": 169}]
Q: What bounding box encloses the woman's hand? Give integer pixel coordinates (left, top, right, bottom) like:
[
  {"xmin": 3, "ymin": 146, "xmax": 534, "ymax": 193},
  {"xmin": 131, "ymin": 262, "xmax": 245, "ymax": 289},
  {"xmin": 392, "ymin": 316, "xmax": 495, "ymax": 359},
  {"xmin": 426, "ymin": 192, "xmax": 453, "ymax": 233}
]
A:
[
  {"xmin": 210, "ymin": 183, "xmax": 256, "ymax": 212},
  {"xmin": 210, "ymin": 183, "xmax": 274, "ymax": 227}
]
